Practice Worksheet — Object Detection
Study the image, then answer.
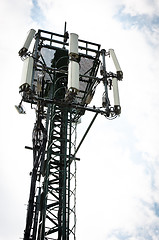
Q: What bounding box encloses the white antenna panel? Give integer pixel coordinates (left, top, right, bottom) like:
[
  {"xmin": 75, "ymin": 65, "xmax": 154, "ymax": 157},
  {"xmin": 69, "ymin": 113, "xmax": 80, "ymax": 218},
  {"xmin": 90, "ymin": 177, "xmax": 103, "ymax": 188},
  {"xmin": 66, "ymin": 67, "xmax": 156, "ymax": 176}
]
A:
[
  {"xmin": 23, "ymin": 29, "xmax": 36, "ymax": 52},
  {"xmin": 69, "ymin": 33, "xmax": 78, "ymax": 55},
  {"xmin": 20, "ymin": 56, "xmax": 33, "ymax": 92},
  {"xmin": 68, "ymin": 61, "xmax": 79, "ymax": 91},
  {"xmin": 109, "ymin": 49, "xmax": 122, "ymax": 72},
  {"xmin": 112, "ymin": 77, "xmax": 120, "ymax": 106},
  {"xmin": 19, "ymin": 29, "xmax": 36, "ymax": 56}
]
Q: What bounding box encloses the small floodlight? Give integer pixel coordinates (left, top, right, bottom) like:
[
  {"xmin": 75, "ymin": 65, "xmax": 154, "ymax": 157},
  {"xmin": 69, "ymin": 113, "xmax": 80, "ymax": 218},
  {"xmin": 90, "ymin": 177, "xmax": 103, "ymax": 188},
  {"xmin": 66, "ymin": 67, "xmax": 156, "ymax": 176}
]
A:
[
  {"xmin": 15, "ymin": 102, "xmax": 26, "ymax": 114},
  {"xmin": 18, "ymin": 29, "xmax": 36, "ymax": 57}
]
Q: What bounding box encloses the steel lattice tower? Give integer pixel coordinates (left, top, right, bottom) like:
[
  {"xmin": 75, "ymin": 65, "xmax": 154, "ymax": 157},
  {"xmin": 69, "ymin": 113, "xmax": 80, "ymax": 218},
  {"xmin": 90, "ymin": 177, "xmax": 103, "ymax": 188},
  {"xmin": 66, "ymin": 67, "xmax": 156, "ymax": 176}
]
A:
[{"xmin": 16, "ymin": 26, "xmax": 123, "ymax": 240}]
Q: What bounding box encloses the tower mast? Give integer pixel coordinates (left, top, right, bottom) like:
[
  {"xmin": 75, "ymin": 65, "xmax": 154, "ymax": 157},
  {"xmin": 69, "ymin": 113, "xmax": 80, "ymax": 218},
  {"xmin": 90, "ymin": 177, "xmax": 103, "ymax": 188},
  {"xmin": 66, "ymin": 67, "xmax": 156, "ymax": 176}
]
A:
[{"xmin": 17, "ymin": 26, "xmax": 123, "ymax": 240}]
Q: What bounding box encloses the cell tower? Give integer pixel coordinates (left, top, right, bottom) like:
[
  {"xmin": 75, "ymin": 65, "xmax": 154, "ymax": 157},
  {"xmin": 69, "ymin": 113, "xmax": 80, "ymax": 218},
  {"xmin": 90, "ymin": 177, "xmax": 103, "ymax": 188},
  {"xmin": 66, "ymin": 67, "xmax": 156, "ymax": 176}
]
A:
[{"xmin": 16, "ymin": 24, "xmax": 123, "ymax": 240}]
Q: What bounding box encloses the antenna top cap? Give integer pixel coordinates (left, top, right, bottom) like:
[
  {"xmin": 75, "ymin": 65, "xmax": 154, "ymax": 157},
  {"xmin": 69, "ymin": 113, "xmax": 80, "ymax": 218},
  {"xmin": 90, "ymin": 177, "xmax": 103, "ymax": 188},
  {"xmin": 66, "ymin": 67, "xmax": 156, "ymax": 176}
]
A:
[{"xmin": 69, "ymin": 33, "xmax": 79, "ymax": 56}]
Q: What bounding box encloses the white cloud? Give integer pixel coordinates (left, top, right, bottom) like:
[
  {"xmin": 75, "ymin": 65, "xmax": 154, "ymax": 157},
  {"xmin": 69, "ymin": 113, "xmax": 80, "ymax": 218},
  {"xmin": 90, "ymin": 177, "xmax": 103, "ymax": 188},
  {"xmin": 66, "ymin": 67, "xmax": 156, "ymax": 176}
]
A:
[{"xmin": 119, "ymin": 0, "xmax": 159, "ymax": 16}]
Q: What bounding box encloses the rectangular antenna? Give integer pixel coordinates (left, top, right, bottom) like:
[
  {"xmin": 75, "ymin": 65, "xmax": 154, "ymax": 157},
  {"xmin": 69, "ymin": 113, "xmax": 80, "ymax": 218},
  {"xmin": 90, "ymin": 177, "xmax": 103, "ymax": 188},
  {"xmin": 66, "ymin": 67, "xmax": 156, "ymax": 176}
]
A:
[{"xmin": 67, "ymin": 33, "xmax": 79, "ymax": 93}]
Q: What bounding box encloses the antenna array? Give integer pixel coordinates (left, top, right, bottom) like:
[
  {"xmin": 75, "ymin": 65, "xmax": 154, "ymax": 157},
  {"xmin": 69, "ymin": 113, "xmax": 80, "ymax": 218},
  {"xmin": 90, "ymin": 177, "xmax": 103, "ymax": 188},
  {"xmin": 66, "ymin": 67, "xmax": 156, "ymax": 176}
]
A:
[{"xmin": 17, "ymin": 26, "xmax": 123, "ymax": 240}]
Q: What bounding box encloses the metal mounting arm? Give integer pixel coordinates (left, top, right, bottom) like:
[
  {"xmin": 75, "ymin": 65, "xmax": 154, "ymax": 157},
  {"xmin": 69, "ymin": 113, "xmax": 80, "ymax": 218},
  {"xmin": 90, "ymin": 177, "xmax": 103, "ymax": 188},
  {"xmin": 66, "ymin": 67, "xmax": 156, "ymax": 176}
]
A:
[
  {"xmin": 74, "ymin": 112, "xmax": 98, "ymax": 156},
  {"xmin": 101, "ymin": 49, "xmax": 110, "ymax": 111}
]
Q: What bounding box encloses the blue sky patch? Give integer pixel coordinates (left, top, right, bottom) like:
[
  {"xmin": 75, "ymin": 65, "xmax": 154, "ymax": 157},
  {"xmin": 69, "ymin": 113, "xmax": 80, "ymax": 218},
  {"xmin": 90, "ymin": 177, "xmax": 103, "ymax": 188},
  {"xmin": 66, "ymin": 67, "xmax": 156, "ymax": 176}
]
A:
[
  {"xmin": 31, "ymin": 0, "xmax": 45, "ymax": 26},
  {"xmin": 108, "ymin": 229, "xmax": 132, "ymax": 240},
  {"xmin": 152, "ymin": 202, "xmax": 159, "ymax": 217},
  {"xmin": 115, "ymin": 6, "xmax": 159, "ymax": 31},
  {"xmin": 141, "ymin": 200, "xmax": 159, "ymax": 218},
  {"xmin": 109, "ymin": 222, "xmax": 159, "ymax": 239}
]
